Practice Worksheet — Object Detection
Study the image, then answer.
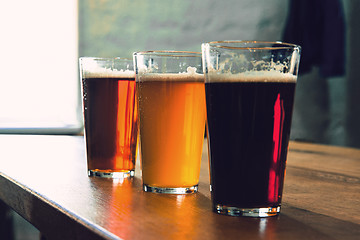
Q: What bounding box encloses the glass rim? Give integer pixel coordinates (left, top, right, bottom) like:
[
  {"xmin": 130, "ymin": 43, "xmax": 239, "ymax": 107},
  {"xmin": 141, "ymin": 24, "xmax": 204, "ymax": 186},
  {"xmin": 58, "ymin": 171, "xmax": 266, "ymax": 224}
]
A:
[
  {"xmin": 133, "ymin": 50, "xmax": 201, "ymax": 57},
  {"xmin": 202, "ymin": 41, "xmax": 301, "ymax": 51},
  {"xmin": 79, "ymin": 57, "xmax": 132, "ymax": 61}
]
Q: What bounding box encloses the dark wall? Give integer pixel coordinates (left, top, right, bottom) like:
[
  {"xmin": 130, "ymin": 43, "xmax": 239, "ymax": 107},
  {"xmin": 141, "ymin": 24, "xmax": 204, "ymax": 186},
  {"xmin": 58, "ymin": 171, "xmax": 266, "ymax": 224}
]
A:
[{"xmin": 345, "ymin": 1, "xmax": 360, "ymax": 148}]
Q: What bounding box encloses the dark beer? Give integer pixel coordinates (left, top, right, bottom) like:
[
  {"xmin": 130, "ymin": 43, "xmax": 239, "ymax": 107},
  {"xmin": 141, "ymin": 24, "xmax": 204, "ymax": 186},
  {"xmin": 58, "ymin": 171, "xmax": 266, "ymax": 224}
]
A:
[
  {"xmin": 82, "ymin": 73, "xmax": 138, "ymax": 176},
  {"xmin": 205, "ymin": 74, "xmax": 296, "ymax": 210}
]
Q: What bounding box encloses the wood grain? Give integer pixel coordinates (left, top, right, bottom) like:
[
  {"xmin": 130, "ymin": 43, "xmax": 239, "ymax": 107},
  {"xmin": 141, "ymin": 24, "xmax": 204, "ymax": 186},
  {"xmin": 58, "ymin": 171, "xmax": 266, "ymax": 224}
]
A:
[
  {"xmin": 0, "ymin": 135, "xmax": 359, "ymax": 240},
  {"xmin": 286, "ymin": 141, "xmax": 360, "ymax": 225}
]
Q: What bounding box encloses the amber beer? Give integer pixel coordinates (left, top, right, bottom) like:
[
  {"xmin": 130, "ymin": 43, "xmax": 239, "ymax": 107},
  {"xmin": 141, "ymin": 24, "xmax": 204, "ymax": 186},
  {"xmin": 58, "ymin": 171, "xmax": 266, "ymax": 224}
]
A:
[
  {"xmin": 80, "ymin": 57, "xmax": 138, "ymax": 178},
  {"xmin": 137, "ymin": 73, "xmax": 206, "ymax": 192}
]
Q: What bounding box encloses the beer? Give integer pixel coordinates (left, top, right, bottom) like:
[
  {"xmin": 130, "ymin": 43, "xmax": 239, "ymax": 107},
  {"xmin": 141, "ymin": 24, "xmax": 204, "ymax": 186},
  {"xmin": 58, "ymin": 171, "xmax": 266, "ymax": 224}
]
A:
[
  {"xmin": 205, "ymin": 73, "xmax": 296, "ymax": 210},
  {"xmin": 82, "ymin": 71, "xmax": 138, "ymax": 177},
  {"xmin": 202, "ymin": 40, "xmax": 300, "ymax": 216},
  {"xmin": 137, "ymin": 74, "xmax": 206, "ymax": 189}
]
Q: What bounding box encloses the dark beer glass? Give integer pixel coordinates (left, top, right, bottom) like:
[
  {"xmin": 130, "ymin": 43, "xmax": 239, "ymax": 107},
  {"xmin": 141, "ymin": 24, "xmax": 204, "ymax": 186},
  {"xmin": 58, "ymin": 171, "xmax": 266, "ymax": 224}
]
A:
[
  {"xmin": 202, "ymin": 41, "xmax": 301, "ymax": 217},
  {"xmin": 79, "ymin": 57, "xmax": 138, "ymax": 178}
]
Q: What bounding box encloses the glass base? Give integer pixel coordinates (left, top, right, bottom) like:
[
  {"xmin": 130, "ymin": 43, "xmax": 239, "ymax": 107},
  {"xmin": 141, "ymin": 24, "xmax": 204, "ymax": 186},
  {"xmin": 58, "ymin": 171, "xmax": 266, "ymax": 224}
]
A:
[
  {"xmin": 214, "ymin": 205, "xmax": 280, "ymax": 217},
  {"xmin": 88, "ymin": 169, "xmax": 135, "ymax": 178},
  {"xmin": 143, "ymin": 184, "xmax": 198, "ymax": 194}
]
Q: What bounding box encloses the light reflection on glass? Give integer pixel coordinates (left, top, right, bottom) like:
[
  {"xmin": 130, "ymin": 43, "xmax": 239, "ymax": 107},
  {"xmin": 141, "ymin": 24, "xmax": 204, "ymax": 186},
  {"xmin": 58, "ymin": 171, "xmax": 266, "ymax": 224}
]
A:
[{"xmin": 268, "ymin": 93, "xmax": 284, "ymax": 203}]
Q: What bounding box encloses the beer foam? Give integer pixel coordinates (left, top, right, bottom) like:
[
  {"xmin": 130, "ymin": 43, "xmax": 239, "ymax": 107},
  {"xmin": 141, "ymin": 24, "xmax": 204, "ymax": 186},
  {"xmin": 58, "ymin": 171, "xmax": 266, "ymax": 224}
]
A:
[
  {"xmin": 207, "ymin": 71, "xmax": 297, "ymax": 83},
  {"xmin": 84, "ymin": 69, "xmax": 135, "ymax": 78},
  {"xmin": 139, "ymin": 67, "xmax": 204, "ymax": 82}
]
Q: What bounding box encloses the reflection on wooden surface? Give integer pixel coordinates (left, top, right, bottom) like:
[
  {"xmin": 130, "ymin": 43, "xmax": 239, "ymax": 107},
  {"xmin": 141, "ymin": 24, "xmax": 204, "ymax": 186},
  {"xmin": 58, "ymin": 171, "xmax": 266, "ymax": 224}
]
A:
[{"xmin": 0, "ymin": 135, "xmax": 358, "ymax": 239}]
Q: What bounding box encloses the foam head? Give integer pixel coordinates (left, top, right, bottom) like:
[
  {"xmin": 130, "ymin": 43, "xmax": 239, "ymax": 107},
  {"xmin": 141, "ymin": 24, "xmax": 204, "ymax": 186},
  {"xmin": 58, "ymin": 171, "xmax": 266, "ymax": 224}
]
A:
[
  {"xmin": 138, "ymin": 67, "xmax": 204, "ymax": 82},
  {"xmin": 207, "ymin": 71, "xmax": 297, "ymax": 83}
]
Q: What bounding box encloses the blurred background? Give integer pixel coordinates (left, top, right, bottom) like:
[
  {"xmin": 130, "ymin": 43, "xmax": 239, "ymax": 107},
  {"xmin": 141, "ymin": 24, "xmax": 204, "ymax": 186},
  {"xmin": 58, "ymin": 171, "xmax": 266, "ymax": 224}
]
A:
[{"xmin": 0, "ymin": 0, "xmax": 359, "ymax": 239}]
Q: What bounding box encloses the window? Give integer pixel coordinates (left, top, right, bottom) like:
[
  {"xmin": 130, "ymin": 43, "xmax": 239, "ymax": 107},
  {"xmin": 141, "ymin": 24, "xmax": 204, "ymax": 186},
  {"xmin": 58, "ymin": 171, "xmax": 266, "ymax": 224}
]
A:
[{"xmin": 0, "ymin": 0, "xmax": 82, "ymax": 134}]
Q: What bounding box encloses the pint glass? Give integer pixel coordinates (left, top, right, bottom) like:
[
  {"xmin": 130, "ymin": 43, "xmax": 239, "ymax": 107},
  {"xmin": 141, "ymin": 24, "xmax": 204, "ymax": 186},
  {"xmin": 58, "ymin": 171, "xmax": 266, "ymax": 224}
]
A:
[
  {"xmin": 202, "ymin": 41, "xmax": 301, "ymax": 217},
  {"xmin": 79, "ymin": 57, "xmax": 138, "ymax": 178},
  {"xmin": 134, "ymin": 51, "xmax": 206, "ymax": 194}
]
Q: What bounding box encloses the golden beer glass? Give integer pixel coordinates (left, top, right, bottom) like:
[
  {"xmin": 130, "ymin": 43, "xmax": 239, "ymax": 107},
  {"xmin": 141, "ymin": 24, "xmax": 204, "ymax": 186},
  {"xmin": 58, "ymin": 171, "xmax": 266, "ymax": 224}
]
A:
[{"xmin": 134, "ymin": 51, "xmax": 206, "ymax": 194}]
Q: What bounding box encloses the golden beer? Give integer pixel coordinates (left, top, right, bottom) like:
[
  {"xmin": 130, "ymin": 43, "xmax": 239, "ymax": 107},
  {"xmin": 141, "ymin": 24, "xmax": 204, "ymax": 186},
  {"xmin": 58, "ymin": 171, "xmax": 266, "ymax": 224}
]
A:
[{"xmin": 137, "ymin": 74, "xmax": 206, "ymax": 190}]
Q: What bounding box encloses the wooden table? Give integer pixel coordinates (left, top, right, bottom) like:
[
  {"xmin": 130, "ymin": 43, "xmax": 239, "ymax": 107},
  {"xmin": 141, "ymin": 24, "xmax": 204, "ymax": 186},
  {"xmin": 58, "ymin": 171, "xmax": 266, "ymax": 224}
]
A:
[{"xmin": 0, "ymin": 134, "xmax": 359, "ymax": 240}]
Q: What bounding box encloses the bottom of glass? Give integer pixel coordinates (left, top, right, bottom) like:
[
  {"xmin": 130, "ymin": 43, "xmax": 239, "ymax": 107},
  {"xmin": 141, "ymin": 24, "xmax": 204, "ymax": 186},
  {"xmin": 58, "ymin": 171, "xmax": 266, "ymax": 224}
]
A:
[
  {"xmin": 214, "ymin": 204, "xmax": 281, "ymax": 217},
  {"xmin": 143, "ymin": 184, "xmax": 198, "ymax": 194},
  {"xmin": 88, "ymin": 169, "xmax": 135, "ymax": 178}
]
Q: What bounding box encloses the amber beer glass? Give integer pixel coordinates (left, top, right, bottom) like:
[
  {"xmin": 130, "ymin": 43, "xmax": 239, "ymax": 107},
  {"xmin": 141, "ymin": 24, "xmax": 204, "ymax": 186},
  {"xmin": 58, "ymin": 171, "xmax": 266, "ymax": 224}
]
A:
[
  {"xmin": 79, "ymin": 57, "xmax": 138, "ymax": 178},
  {"xmin": 202, "ymin": 41, "xmax": 301, "ymax": 217},
  {"xmin": 134, "ymin": 51, "xmax": 206, "ymax": 194}
]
